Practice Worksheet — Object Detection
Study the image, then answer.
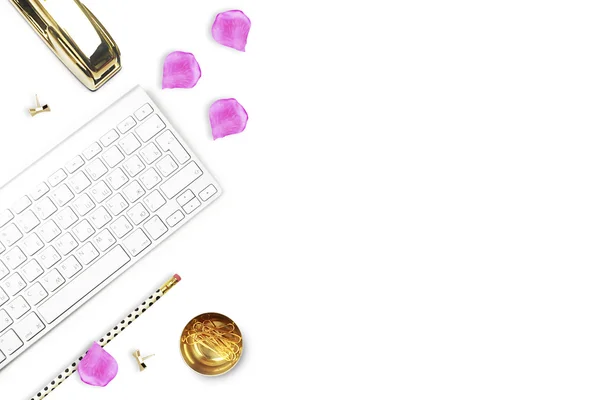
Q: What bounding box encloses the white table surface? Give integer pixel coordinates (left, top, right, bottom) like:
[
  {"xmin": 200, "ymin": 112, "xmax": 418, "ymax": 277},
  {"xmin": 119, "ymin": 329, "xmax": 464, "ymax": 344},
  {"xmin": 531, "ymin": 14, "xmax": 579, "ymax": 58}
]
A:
[{"xmin": 1, "ymin": 1, "xmax": 600, "ymax": 399}]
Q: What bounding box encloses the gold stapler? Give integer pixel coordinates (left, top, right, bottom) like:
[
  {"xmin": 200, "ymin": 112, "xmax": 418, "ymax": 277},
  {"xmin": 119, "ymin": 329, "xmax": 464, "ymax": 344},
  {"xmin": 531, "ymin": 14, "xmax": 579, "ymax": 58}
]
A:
[{"xmin": 10, "ymin": 0, "xmax": 121, "ymax": 91}]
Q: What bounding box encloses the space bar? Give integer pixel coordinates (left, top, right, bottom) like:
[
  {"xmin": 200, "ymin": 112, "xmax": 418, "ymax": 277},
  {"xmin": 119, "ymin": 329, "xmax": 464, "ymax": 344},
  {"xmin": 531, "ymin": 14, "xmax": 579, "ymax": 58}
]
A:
[{"xmin": 38, "ymin": 246, "xmax": 131, "ymax": 324}]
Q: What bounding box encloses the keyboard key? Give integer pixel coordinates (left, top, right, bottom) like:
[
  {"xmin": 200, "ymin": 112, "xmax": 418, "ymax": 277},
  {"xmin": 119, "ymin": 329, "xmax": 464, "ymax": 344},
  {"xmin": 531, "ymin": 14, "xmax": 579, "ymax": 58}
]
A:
[
  {"xmin": 6, "ymin": 297, "xmax": 30, "ymax": 320},
  {"xmin": 100, "ymin": 129, "xmax": 119, "ymax": 147},
  {"xmin": 123, "ymin": 155, "xmax": 146, "ymax": 177},
  {"xmin": 0, "ymin": 350, "xmax": 4, "ymax": 363},
  {"xmin": 136, "ymin": 114, "xmax": 165, "ymax": 142},
  {"xmin": 48, "ymin": 169, "xmax": 67, "ymax": 187},
  {"xmin": 65, "ymin": 156, "xmax": 85, "ymax": 173},
  {"xmin": 119, "ymin": 134, "xmax": 141, "ymax": 155},
  {"xmin": 183, "ymin": 198, "xmax": 201, "ymax": 214},
  {"xmin": 106, "ymin": 168, "xmax": 129, "ymax": 190},
  {"xmin": 102, "ymin": 146, "xmax": 125, "ymax": 168},
  {"xmin": 123, "ymin": 230, "xmax": 151, "ymax": 257},
  {"xmin": 127, "ymin": 204, "xmax": 150, "ymax": 226},
  {"xmin": 156, "ymin": 155, "xmax": 178, "ymax": 177},
  {"xmin": 0, "ymin": 243, "xmax": 4, "ymax": 255},
  {"xmin": 68, "ymin": 172, "xmax": 91, "ymax": 194},
  {"xmin": 0, "ymin": 210, "xmax": 14, "ymax": 228},
  {"xmin": 31, "ymin": 183, "xmax": 50, "ymax": 201},
  {"xmin": 41, "ymin": 269, "xmax": 65, "ymax": 293},
  {"xmin": 0, "ymin": 224, "xmax": 23, "ymax": 247},
  {"xmin": 12, "ymin": 196, "xmax": 32, "ymax": 214},
  {"xmin": 14, "ymin": 312, "xmax": 45, "ymax": 342},
  {"xmin": 118, "ymin": 116, "xmax": 137, "ymax": 134},
  {"xmin": 89, "ymin": 207, "xmax": 112, "ymax": 229},
  {"xmin": 139, "ymin": 143, "xmax": 161, "ymax": 164},
  {"xmin": 106, "ymin": 194, "xmax": 128, "ymax": 216},
  {"xmin": 135, "ymin": 103, "xmax": 154, "ymax": 121},
  {"xmin": 83, "ymin": 142, "xmax": 102, "ymax": 160},
  {"xmin": 139, "ymin": 168, "xmax": 162, "ymax": 190},
  {"xmin": 177, "ymin": 190, "xmax": 195, "ymax": 206},
  {"xmin": 72, "ymin": 194, "xmax": 95, "ymax": 216},
  {"xmin": 123, "ymin": 181, "xmax": 146, "ymax": 203},
  {"xmin": 92, "ymin": 230, "xmax": 116, "ymax": 252},
  {"xmin": 0, "ymin": 288, "xmax": 7, "ymax": 307},
  {"xmin": 23, "ymin": 283, "xmax": 48, "ymax": 306},
  {"xmin": 16, "ymin": 210, "xmax": 39, "ymax": 233},
  {"xmin": 166, "ymin": 210, "xmax": 184, "ymax": 227},
  {"xmin": 20, "ymin": 234, "xmax": 43, "ymax": 256},
  {"xmin": 21, "ymin": 260, "xmax": 44, "ymax": 282},
  {"xmin": 72, "ymin": 220, "xmax": 95, "ymax": 242},
  {"xmin": 0, "ymin": 330, "xmax": 23, "ymax": 355},
  {"xmin": 32, "ymin": 197, "xmax": 57, "ymax": 220},
  {"xmin": 38, "ymin": 246, "xmax": 130, "ymax": 323},
  {"xmin": 85, "ymin": 159, "xmax": 109, "ymax": 181},
  {"xmin": 0, "ymin": 310, "xmax": 13, "ymax": 332},
  {"xmin": 143, "ymin": 191, "xmax": 166, "ymax": 212},
  {"xmin": 55, "ymin": 233, "xmax": 78, "ymax": 256},
  {"xmin": 156, "ymin": 130, "xmax": 190, "ymax": 164},
  {"xmin": 39, "ymin": 220, "xmax": 61, "ymax": 243},
  {"xmin": 58, "ymin": 255, "xmax": 83, "ymax": 277},
  {"xmin": 0, "ymin": 263, "xmax": 8, "ymax": 280},
  {"xmin": 199, "ymin": 184, "xmax": 218, "ymax": 201},
  {"xmin": 56, "ymin": 207, "xmax": 78, "ymax": 229},
  {"xmin": 50, "ymin": 184, "xmax": 75, "ymax": 207},
  {"xmin": 2, "ymin": 273, "xmax": 26, "ymax": 296},
  {"xmin": 3, "ymin": 248, "xmax": 27, "ymax": 270},
  {"xmin": 89, "ymin": 181, "xmax": 112, "ymax": 203},
  {"xmin": 144, "ymin": 216, "xmax": 168, "ymax": 240},
  {"xmin": 160, "ymin": 162, "xmax": 203, "ymax": 199},
  {"xmin": 38, "ymin": 246, "xmax": 61, "ymax": 269},
  {"xmin": 110, "ymin": 217, "xmax": 133, "ymax": 239}
]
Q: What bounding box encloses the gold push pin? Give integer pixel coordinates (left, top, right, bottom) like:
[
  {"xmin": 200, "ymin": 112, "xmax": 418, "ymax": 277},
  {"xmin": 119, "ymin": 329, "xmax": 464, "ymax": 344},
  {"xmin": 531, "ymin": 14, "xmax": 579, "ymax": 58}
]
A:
[
  {"xmin": 133, "ymin": 350, "xmax": 155, "ymax": 371},
  {"xmin": 29, "ymin": 94, "xmax": 51, "ymax": 117}
]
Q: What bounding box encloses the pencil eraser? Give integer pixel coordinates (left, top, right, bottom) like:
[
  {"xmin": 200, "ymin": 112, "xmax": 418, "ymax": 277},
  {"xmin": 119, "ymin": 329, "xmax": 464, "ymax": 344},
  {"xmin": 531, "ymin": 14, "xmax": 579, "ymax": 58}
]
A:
[{"xmin": 174, "ymin": 274, "xmax": 181, "ymax": 282}]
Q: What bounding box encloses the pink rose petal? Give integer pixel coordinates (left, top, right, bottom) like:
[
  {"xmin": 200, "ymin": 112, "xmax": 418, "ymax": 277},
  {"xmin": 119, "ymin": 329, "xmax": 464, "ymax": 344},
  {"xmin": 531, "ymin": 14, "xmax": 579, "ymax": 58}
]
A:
[
  {"xmin": 211, "ymin": 10, "xmax": 251, "ymax": 52},
  {"xmin": 162, "ymin": 51, "xmax": 201, "ymax": 89},
  {"xmin": 78, "ymin": 343, "xmax": 118, "ymax": 387},
  {"xmin": 209, "ymin": 98, "xmax": 248, "ymax": 140}
]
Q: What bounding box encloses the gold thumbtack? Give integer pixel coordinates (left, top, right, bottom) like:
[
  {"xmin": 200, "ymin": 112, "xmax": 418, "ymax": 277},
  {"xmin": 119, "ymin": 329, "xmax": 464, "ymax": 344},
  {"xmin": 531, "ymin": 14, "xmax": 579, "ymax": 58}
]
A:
[
  {"xmin": 133, "ymin": 350, "xmax": 155, "ymax": 371},
  {"xmin": 29, "ymin": 94, "xmax": 51, "ymax": 117}
]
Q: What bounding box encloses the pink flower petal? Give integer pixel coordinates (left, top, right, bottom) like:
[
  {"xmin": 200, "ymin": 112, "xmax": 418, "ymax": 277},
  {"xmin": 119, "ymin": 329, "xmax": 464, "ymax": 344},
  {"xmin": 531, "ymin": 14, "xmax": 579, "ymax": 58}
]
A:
[
  {"xmin": 209, "ymin": 98, "xmax": 248, "ymax": 140},
  {"xmin": 162, "ymin": 51, "xmax": 201, "ymax": 89},
  {"xmin": 211, "ymin": 10, "xmax": 251, "ymax": 52},
  {"xmin": 78, "ymin": 343, "xmax": 118, "ymax": 387}
]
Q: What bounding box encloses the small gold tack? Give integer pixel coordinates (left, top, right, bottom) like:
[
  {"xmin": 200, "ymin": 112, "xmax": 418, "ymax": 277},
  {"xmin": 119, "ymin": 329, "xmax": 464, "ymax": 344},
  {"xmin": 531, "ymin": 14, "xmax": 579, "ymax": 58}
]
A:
[
  {"xmin": 29, "ymin": 94, "xmax": 51, "ymax": 117},
  {"xmin": 133, "ymin": 350, "xmax": 155, "ymax": 371}
]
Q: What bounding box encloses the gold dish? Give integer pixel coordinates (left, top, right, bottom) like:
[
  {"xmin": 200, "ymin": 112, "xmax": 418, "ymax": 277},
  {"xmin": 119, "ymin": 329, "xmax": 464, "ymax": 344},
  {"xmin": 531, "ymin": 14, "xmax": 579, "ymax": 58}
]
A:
[{"xmin": 180, "ymin": 313, "xmax": 243, "ymax": 376}]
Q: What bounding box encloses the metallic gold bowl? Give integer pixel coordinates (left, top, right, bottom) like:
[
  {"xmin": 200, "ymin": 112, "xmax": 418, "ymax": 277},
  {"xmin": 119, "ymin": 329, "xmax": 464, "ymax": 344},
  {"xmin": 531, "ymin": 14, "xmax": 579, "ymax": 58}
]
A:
[{"xmin": 180, "ymin": 313, "xmax": 243, "ymax": 376}]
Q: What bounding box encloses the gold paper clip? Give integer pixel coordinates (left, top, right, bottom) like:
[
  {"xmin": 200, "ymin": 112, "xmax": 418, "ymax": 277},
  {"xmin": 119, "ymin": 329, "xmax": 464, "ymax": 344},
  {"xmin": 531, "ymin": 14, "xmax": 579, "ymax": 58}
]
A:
[
  {"xmin": 29, "ymin": 95, "xmax": 51, "ymax": 117},
  {"xmin": 133, "ymin": 350, "xmax": 155, "ymax": 371}
]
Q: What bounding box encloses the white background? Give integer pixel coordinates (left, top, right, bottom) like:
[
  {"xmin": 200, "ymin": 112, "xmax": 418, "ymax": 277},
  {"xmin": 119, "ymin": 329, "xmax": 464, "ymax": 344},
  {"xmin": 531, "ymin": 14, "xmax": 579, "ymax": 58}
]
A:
[{"xmin": 0, "ymin": 0, "xmax": 599, "ymax": 398}]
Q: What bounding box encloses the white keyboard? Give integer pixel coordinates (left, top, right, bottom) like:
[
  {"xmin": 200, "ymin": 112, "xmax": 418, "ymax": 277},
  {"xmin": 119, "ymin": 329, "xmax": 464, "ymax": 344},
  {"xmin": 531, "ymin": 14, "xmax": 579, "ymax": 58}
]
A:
[{"xmin": 0, "ymin": 86, "xmax": 221, "ymax": 370}]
